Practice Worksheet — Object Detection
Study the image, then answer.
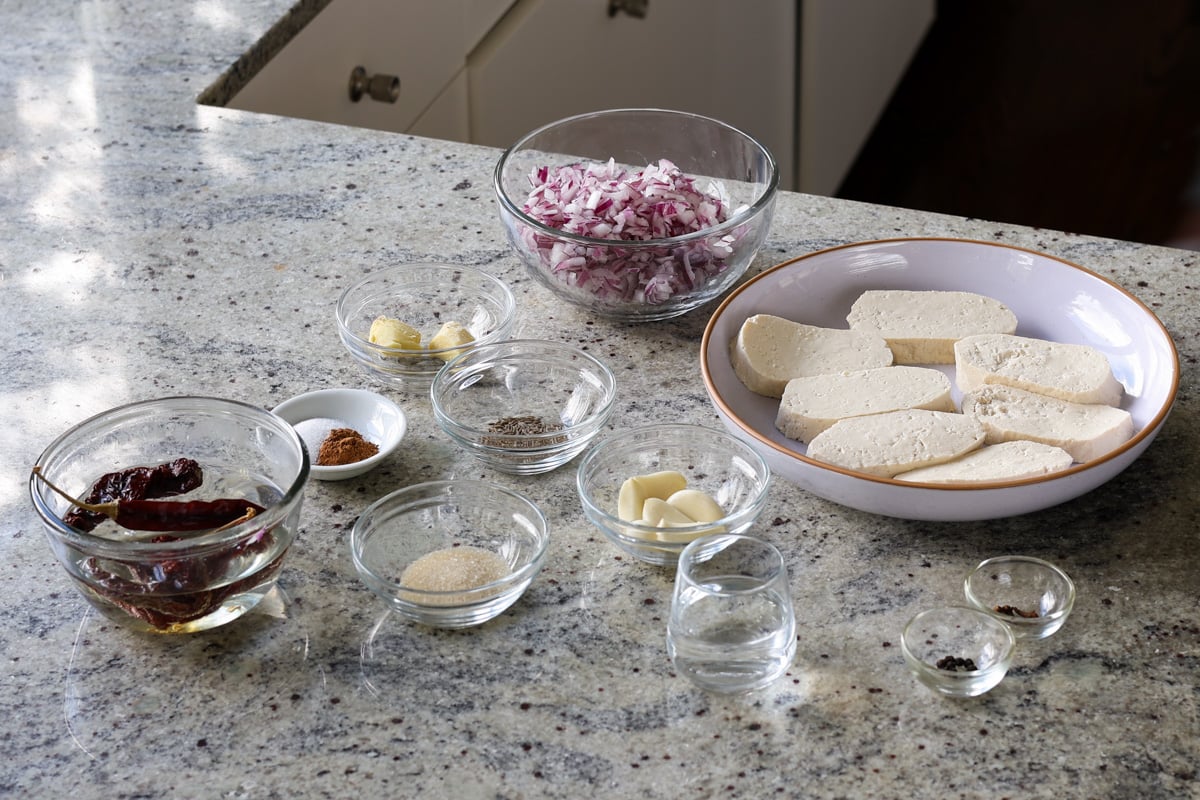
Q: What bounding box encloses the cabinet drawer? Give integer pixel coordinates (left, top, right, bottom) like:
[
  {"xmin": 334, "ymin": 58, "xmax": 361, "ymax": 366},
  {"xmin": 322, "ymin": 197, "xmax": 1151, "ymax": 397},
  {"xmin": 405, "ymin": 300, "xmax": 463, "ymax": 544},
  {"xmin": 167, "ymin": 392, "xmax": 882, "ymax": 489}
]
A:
[{"xmin": 228, "ymin": 0, "xmax": 505, "ymax": 135}]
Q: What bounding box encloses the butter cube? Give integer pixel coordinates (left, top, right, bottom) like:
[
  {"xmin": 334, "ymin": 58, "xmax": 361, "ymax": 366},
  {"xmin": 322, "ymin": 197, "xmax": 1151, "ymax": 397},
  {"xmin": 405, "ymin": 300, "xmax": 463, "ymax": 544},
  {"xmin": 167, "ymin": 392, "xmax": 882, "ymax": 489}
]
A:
[
  {"xmin": 369, "ymin": 316, "xmax": 421, "ymax": 355},
  {"xmin": 428, "ymin": 321, "xmax": 476, "ymax": 361}
]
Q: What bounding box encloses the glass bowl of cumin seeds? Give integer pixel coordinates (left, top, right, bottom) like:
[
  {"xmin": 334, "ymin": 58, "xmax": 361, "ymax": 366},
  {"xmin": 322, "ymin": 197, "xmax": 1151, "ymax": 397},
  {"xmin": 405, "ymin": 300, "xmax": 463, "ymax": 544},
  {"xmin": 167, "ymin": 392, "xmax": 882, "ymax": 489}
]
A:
[{"xmin": 430, "ymin": 339, "xmax": 617, "ymax": 475}]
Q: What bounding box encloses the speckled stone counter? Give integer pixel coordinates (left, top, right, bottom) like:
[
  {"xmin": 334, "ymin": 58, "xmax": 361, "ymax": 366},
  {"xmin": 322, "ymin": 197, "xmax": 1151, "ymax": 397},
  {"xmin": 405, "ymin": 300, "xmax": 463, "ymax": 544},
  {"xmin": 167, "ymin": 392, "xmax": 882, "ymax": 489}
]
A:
[{"xmin": 2, "ymin": 2, "xmax": 1197, "ymax": 798}]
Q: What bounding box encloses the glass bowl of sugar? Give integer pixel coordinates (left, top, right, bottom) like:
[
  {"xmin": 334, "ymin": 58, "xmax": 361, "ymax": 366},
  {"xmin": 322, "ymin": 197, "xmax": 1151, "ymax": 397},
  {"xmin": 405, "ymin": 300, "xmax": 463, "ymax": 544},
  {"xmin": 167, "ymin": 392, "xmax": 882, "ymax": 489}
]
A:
[{"xmin": 350, "ymin": 480, "xmax": 549, "ymax": 628}]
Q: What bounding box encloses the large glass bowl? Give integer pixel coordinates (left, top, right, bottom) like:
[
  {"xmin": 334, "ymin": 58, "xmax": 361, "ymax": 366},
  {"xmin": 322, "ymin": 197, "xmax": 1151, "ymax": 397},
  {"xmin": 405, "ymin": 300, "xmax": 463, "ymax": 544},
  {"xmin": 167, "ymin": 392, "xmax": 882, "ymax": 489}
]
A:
[
  {"xmin": 494, "ymin": 108, "xmax": 778, "ymax": 322},
  {"xmin": 29, "ymin": 396, "xmax": 310, "ymax": 634}
]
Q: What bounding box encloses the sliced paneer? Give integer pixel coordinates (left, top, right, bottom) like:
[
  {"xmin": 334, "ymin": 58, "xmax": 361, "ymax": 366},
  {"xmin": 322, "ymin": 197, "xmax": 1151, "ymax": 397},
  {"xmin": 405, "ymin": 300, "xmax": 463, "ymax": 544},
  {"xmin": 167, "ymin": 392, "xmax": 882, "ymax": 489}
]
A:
[
  {"xmin": 730, "ymin": 314, "xmax": 893, "ymax": 398},
  {"xmin": 961, "ymin": 384, "xmax": 1134, "ymax": 463},
  {"xmin": 775, "ymin": 366, "xmax": 954, "ymax": 443},
  {"xmin": 846, "ymin": 290, "xmax": 1018, "ymax": 364},
  {"xmin": 954, "ymin": 333, "xmax": 1124, "ymax": 406},
  {"xmin": 894, "ymin": 441, "xmax": 1075, "ymax": 483},
  {"xmin": 806, "ymin": 409, "xmax": 986, "ymax": 478}
]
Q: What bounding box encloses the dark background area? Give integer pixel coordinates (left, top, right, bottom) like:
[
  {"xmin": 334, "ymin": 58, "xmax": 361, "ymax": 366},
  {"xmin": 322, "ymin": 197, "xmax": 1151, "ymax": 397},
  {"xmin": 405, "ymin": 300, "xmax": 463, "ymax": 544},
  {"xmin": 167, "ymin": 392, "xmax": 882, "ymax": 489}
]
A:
[{"xmin": 837, "ymin": 0, "xmax": 1200, "ymax": 248}]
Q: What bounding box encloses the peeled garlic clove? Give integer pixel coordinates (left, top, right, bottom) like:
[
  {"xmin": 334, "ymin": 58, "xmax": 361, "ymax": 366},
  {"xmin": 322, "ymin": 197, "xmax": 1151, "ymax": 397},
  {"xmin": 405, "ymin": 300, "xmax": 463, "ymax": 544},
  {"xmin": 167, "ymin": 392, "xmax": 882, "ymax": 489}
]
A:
[
  {"xmin": 641, "ymin": 497, "xmax": 696, "ymax": 527},
  {"xmin": 634, "ymin": 470, "xmax": 688, "ymax": 500},
  {"xmin": 428, "ymin": 321, "xmax": 475, "ymax": 361},
  {"xmin": 666, "ymin": 488, "xmax": 725, "ymax": 523},
  {"xmin": 617, "ymin": 470, "xmax": 688, "ymax": 522},
  {"xmin": 618, "ymin": 477, "xmax": 647, "ymax": 522}
]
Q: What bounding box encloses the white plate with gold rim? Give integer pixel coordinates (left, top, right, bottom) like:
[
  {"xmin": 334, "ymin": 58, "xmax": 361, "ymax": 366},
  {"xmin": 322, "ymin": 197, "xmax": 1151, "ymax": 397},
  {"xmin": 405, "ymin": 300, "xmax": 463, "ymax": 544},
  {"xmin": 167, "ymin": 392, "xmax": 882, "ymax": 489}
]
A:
[{"xmin": 700, "ymin": 238, "xmax": 1179, "ymax": 521}]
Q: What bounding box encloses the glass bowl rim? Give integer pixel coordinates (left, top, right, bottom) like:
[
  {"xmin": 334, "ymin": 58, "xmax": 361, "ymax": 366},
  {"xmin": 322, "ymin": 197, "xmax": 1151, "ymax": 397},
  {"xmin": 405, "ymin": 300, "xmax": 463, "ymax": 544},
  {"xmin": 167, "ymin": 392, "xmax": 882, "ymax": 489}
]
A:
[
  {"xmin": 575, "ymin": 422, "xmax": 772, "ymax": 535},
  {"xmin": 430, "ymin": 338, "xmax": 618, "ymax": 440},
  {"xmin": 349, "ymin": 478, "xmax": 550, "ymax": 601},
  {"xmin": 963, "ymin": 554, "xmax": 1077, "ymax": 624},
  {"xmin": 900, "ymin": 605, "xmax": 1017, "ymax": 674},
  {"xmin": 334, "ymin": 262, "xmax": 517, "ymax": 355},
  {"xmin": 493, "ymin": 107, "xmax": 780, "ymax": 249},
  {"xmin": 29, "ymin": 395, "xmax": 311, "ymax": 554}
]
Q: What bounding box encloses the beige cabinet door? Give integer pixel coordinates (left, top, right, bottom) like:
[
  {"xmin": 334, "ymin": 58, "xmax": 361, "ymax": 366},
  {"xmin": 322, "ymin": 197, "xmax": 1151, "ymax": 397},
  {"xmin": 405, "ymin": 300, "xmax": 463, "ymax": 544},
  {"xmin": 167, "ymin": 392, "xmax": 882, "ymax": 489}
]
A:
[{"xmin": 227, "ymin": 0, "xmax": 513, "ymax": 137}]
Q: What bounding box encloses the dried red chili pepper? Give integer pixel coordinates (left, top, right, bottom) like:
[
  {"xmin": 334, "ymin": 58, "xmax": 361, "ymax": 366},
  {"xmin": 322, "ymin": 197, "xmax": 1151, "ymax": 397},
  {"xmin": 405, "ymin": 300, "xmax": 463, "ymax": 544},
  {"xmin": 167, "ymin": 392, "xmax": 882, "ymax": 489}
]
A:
[
  {"xmin": 79, "ymin": 545, "xmax": 285, "ymax": 629},
  {"xmin": 99, "ymin": 497, "xmax": 265, "ymax": 531},
  {"xmin": 64, "ymin": 458, "xmax": 204, "ymax": 532},
  {"xmin": 33, "ymin": 466, "xmax": 265, "ymax": 532}
]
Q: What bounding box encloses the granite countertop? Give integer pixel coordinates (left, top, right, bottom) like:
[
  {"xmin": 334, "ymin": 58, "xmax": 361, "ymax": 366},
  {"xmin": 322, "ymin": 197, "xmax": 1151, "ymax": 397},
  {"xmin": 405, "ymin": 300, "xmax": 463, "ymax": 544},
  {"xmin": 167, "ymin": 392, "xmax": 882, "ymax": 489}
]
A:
[{"xmin": 2, "ymin": 2, "xmax": 1197, "ymax": 798}]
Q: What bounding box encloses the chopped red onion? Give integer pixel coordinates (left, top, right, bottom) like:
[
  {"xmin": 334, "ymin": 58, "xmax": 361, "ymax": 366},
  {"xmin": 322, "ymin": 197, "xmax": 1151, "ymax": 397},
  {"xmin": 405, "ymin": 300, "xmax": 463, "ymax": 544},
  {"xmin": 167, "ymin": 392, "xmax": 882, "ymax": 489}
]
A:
[{"xmin": 519, "ymin": 158, "xmax": 745, "ymax": 305}]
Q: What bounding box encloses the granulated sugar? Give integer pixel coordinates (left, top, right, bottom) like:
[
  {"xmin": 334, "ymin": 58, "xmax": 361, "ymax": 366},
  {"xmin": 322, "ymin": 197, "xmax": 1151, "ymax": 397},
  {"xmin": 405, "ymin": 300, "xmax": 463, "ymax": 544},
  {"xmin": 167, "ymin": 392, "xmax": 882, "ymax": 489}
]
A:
[{"xmin": 400, "ymin": 545, "xmax": 510, "ymax": 592}]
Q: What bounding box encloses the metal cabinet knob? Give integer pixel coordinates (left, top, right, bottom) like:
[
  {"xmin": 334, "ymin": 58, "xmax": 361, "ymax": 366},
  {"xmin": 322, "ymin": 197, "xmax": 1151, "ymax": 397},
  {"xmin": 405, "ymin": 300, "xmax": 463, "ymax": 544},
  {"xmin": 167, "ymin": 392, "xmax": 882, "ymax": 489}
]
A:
[
  {"xmin": 349, "ymin": 66, "xmax": 400, "ymax": 104},
  {"xmin": 608, "ymin": 0, "xmax": 648, "ymax": 18}
]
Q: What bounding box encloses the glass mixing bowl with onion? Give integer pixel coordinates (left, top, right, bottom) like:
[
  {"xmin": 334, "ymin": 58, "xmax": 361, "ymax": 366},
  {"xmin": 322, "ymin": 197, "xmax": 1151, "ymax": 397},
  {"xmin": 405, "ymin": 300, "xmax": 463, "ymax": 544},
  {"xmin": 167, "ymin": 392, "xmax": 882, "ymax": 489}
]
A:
[{"xmin": 494, "ymin": 108, "xmax": 779, "ymax": 322}]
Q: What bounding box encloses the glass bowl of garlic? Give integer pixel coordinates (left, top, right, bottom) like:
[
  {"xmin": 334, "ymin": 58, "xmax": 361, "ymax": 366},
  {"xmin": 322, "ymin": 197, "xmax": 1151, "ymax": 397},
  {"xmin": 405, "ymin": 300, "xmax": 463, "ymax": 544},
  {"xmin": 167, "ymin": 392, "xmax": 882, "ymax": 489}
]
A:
[{"xmin": 576, "ymin": 423, "xmax": 772, "ymax": 566}]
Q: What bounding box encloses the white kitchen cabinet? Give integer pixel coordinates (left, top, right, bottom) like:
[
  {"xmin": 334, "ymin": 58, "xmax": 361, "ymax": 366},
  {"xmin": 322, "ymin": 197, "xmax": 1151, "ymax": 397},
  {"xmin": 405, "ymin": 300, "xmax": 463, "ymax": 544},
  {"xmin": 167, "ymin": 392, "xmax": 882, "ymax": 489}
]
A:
[
  {"xmin": 223, "ymin": 0, "xmax": 932, "ymax": 194},
  {"xmin": 463, "ymin": 0, "xmax": 796, "ymax": 189},
  {"xmin": 225, "ymin": 0, "xmax": 512, "ymax": 136}
]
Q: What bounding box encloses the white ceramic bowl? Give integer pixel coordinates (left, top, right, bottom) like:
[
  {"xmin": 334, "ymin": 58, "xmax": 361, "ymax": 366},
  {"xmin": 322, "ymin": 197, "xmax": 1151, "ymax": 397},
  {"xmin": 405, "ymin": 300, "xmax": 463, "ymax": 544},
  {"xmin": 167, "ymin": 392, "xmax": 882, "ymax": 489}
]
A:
[
  {"xmin": 700, "ymin": 238, "xmax": 1179, "ymax": 521},
  {"xmin": 272, "ymin": 388, "xmax": 406, "ymax": 481}
]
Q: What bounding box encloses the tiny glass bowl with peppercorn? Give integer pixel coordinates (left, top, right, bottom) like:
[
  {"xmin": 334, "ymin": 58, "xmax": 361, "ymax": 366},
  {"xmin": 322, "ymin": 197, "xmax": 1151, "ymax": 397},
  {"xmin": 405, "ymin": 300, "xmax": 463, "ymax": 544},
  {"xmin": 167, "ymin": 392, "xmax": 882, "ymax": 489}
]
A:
[
  {"xmin": 272, "ymin": 388, "xmax": 407, "ymax": 482},
  {"xmin": 29, "ymin": 396, "xmax": 310, "ymax": 634},
  {"xmin": 430, "ymin": 339, "xmax": 617, "ymax": 475},
  {"xmin": 350, "ymin": 479, "xmax": 549, "ymax": 628},
  {"xmin": 336, "ymin": 262, "xmax": 517, "ymax": 392},
  {"xmin": 963, "ymin": 555, "xmax": 1076, "ymax": 640},
  {"xmin": 494, "ymin": 108, "xmax": 778, "ymax": 322},
  {"xmin": 900, "ymin": 606, "xmax": 1016, "ymax": 697},
  {"xmin": 575, "ymin": 423, "xmax": 773, "ymax": 567}
]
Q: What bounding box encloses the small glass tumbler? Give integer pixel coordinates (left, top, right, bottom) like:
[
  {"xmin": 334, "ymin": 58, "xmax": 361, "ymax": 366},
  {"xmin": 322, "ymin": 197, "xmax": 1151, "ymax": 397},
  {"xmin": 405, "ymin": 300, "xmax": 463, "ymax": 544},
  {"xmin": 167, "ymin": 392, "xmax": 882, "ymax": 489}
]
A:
[{"xmin": 667, "ymin": 534, "xmax": 796, "ymax": 694}]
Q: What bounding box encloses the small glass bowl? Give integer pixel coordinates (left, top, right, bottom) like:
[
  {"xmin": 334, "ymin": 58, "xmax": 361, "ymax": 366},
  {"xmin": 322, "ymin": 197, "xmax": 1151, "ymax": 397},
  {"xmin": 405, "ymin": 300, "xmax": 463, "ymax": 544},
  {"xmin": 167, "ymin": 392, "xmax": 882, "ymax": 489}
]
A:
[
  {"xmin": 350, "ymin": 480, "xmax": 549, "ymax": 628},
  {"xmin": 575, "ymin": 424, "xmax": 772, "ymax": 566},
  {"xmin": 29, "ymin": 396, "xmax": 309, "ymax": 634},
  {"xmin": 494, "ymin": 108, "xmax": 778, "ymax": 322},
  {"xmin": 430, "ymin": 339, "xmax": 617, "ymax": 475},
  {"xmin": 964, "ymin": 555, "xmax": 1076, "ymax": 640},
  {"xmin": 901, "ymin": 606, "xmax": 1016, "ymax": 697},
  {"xmin": 336, "ymin": 263, "xmax": 517, "ymax": 392}
]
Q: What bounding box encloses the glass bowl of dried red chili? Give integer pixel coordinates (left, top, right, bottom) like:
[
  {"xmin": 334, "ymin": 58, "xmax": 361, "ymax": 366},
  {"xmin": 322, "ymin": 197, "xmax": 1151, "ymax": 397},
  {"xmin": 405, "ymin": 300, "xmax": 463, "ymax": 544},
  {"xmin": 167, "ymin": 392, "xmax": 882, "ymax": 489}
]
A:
[
  {"xmin": 29, "ymin": 396, "xmax": 309, "ymax": 634},
  {"xmin": 900, "ymin": 606, "xmax": 1016, "ymax": 698},
  {"xmin": 350, "ymin": 480, "xmax": 549, "ymax": 628},
  {"xmin": 336, "ymin": 263, "xmax": 517, "ymax": 392},
  {"xmin": 963, "ymin": 555, "xmax": 1076, "ymax": 641},
  {"xmin": 430, "ymin": 339, "xmax": 617, "ymax": 475}
]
